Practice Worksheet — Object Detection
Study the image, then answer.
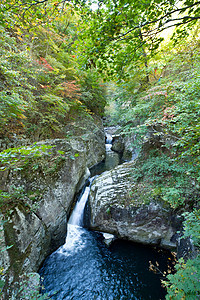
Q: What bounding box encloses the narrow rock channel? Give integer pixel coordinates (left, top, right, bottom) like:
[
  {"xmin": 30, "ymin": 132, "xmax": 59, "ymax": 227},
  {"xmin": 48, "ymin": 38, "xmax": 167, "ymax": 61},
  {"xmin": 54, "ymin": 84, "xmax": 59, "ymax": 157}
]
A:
[{"xmin": 39, "ymin": 128, "xmax": 174, "ymax": 300}]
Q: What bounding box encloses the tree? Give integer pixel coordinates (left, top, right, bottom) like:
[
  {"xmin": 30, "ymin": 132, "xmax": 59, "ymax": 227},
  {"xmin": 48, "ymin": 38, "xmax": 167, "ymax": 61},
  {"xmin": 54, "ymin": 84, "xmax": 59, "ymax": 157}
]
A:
[
  {"xmin": 1, "ymin": 0, "xmax": 199, "ymax": 80},
  {"xmin": 79, "ymin": 0, "xmax": 200, "ymax": 75}
]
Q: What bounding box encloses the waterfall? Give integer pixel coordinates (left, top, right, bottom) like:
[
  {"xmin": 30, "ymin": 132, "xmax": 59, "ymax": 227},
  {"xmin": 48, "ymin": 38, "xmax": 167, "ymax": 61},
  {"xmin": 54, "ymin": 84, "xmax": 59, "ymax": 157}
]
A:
[
  {"xmin": 39, "ymin": 129, "xmax": 172, "ymax": 300},
  {"xmin": 58, "ymin": 179, "xmax": 94, "ymax": 255},
  {"xmin": 57, "ymin": 130, "xmax": 117, "ymax": 257},
  {"xmin": 105, "ymin": 133, "xmax": 113, "ymax": 153},
  {"xmin": 69, "ymin": 186, "xmax": 90, "ymax": 226},
  {"xmin": 105, "ymin": 133, "xmax": 112, "ymax": 144}
]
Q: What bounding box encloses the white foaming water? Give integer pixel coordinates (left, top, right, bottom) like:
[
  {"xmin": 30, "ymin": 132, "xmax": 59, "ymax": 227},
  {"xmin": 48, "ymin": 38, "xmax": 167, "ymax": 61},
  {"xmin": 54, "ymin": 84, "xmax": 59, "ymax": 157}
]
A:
[
  {"xmin": 58, "ymin": 184, "xmax": 92, "ymax": 255},
  {"xmin": 105, "ymin": 143, "xmax": 112, "ymax": 152},
  {"xmin": 59, "ymin": 224, "xmax": 86, "ymax": 255},
  {"xmin": 69, "ymin": 186, "xmax": 90, "ymax": 226},
  {"xmin": 40, "ymin": 131, "xmax": 171, "ymax": 300},
  {"xmin": 105, "ymin": 133, "xmax": 112, "ymax": 144}
]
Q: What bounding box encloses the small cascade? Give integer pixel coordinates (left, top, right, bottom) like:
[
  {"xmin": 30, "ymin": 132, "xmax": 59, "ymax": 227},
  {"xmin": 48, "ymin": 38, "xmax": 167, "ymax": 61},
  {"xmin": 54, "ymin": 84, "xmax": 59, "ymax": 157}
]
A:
[
  {"xmin": 105, "ymin": 133, "xmax": 113, "ymax": 152},
  {"xmin": 105, "ymin": 127, "xmax": 119, "ymax": 153},
  {"xmin": 105, "ymin": 133, "xmax": 112, "ymax": 144},
  {"xmin": 90, "ymin": 131, "xmax": 120, "ymax": 177}
]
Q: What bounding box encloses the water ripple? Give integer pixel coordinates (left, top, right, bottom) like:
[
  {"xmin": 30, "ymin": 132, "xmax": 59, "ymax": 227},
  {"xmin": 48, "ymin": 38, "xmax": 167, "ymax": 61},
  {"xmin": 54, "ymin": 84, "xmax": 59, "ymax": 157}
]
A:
[{"xmin": 39, "ymin": 229, "xmax": 170, "ymax": 300}]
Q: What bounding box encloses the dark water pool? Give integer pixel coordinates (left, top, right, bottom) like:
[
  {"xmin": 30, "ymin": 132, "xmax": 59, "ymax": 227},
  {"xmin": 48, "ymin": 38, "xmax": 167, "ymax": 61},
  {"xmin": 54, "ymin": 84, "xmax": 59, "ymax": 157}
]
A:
[{"xmin": 39, "ymin": 228, "xmax": 171, "ymax": 300}]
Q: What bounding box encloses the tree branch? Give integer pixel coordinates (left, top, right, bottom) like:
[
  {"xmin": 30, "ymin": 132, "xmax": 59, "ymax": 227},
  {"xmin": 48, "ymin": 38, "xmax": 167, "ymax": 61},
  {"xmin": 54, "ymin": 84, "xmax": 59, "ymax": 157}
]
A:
[
  {"xmin": 113, "ymin": 1, "xmax": 200, "ymax": 41},
  {"xmin": 141, "ymin": 17, "xmax": 199, "ymax": 39}
]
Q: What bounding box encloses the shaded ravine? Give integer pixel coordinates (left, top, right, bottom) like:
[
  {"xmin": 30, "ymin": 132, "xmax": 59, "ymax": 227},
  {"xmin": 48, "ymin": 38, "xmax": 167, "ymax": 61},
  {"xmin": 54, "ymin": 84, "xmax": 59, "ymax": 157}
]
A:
[{"xmin": 39, "ymin": 131, "xmax": 172, "ymax": 300}]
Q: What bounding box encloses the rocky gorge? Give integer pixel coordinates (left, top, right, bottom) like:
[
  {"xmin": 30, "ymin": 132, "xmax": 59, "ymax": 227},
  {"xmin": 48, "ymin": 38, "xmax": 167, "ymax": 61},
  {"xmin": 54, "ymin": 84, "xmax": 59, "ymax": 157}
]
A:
[
  {"xmin": 89, "ymin": 126, "xmax": 181, "ymax": 250},
  {"xmin": 0, "ymin": 119, "xmax": 193, "ymax": 299},
  {"xmin": 0, "ymin": 113, "xmax": 106, "ymax": 298}
]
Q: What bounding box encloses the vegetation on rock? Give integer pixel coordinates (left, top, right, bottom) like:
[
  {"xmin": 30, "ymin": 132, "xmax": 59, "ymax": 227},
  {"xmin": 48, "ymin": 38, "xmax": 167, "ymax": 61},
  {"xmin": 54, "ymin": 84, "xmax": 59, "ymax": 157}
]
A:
[
  {"xmin": 104, "ymin": 24, "xmax": 200, "ymax": 300},
  {"xmin": 0, "ymin": 0, "xmax": 200, "ymax": 298}
]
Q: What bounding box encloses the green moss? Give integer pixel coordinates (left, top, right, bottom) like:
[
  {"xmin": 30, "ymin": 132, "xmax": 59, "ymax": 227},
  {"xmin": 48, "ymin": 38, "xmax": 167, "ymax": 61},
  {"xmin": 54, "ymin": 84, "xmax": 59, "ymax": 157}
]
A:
[{"xmin": 4, "ymin": 216, "xmax": 25, "ymax": 278}]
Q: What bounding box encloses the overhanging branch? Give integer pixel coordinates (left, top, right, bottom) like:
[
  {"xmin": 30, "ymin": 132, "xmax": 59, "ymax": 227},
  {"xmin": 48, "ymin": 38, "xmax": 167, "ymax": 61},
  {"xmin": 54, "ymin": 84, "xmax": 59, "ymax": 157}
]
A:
[{"xmin": 113, "ymin": 1, "xmax": 200, "ymax": 41}]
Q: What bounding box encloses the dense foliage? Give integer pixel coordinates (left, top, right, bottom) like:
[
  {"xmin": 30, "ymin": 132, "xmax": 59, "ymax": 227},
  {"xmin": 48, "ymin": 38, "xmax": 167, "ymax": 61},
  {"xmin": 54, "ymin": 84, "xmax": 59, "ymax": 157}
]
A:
[
  {"xmin": 0, "ymin": 6, "xmax": 106, "ymax": 140},
  {"xmin": 105, "ymin": 30, "xmax": 200, "ymax": 298},
  {"xmin": 0, "ymin": 3, "xmax": 107, "ymax": 298},
  {"xmin": 163, "ymin": 209, "xmax": 200, "ymax": 299},
  {"xmin": 0, "ymin": 0, "xmax": 199, "ymax": 299},
  {"xmin": 71, "ymin": 0, "xmax": 200, "ymax": 81}
]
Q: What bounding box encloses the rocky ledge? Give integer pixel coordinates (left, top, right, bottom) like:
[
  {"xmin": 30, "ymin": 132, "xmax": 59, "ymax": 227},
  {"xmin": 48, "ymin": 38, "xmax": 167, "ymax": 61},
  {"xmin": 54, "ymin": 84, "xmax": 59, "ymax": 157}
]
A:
[{"xmin": 89, "ymin": 161, "xmax": 180, "ymax": 250}]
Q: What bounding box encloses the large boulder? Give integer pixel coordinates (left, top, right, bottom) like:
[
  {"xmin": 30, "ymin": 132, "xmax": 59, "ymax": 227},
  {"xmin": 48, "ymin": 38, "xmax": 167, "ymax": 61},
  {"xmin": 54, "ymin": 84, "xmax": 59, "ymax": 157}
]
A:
[
  {"xmin": 111, "ymin": 135, "xmax": 138, "ymax": 161},
  {"xmin": 111, "ymin": 135, "xmax": 124, "ymax": 153},
  {"xmin": 89, "ymin": 161, "xmax": 179, "ymax": 250}
]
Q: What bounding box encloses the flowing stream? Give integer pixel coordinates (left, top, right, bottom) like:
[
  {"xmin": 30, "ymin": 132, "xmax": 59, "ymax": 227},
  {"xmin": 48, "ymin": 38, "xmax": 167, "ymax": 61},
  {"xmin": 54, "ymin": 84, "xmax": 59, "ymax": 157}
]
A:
[{"xmin": 39, "ymin": 131, "xmax": 172, "ymax": 300}]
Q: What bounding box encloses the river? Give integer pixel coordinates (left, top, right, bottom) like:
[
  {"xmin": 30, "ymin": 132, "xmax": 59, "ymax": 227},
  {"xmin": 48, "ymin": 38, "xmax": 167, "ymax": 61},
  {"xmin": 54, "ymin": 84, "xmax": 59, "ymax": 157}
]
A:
[{"xmin": 39, "ymin": 130, "xmax": 172, "ymax": 299}]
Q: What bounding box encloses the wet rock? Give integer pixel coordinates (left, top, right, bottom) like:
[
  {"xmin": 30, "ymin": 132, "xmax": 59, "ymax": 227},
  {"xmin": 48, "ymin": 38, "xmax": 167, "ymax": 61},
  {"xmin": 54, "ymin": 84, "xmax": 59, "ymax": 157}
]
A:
[
  {"xmin": 111, "ymin": 135, "xmax": 124, "ymax": 153},
  {"xmin": 177, "ymin": 237, "xmax": 197, "ymax": 260},
  {"xmin": 122, "ymin": 135, "xmax": 138, "ymax": 161},
  {"xmin": 0, "ymin": 115, "xmax": 106, "ymax": 297},
  {"xmin": 111, "ymin": 132, "xmax": 138, "ymax": 162},
  {"xmin": 89, "ymin": 161, "xmax": 178, "ymax": 250},
  {"xmin": 102, "ymin": 232, "xmax": 115, "ymax": 246}
]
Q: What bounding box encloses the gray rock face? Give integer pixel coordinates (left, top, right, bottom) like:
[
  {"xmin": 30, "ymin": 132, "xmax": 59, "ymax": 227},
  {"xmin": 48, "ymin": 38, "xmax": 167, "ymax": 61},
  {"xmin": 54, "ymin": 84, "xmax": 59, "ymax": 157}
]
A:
[
  {"xmin": 122, "ymin": 135, "xmax": 139, "ymax": 161},
  {"xmin": 111, "ymin": 135, "xmax": 124, "ymax": 153},
  {"xmin": 111, "ymin": 133, "xmax": 138, "ymax": 161},
  {"xmin": 89, "ymin": 161, "xmax": 177, "ymax": 249},
  {"xmin": 104, "ymin": 126, "xmax": 137, "ymax": 161},
  {"xmin": 0, "ymin": 116, "xmax": 105, "ymax": 297}
]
